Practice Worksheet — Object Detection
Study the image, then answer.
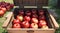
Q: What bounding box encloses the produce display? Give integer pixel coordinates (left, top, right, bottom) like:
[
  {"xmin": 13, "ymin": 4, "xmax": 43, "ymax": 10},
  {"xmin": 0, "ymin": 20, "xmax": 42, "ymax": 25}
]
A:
[
  {"xmin": 12, "ymin": 9, "xmax": 48, "ymax": 29},
  {"xmin": 0, "ymin": 1, "xmax": 14, "ymax": 16}
]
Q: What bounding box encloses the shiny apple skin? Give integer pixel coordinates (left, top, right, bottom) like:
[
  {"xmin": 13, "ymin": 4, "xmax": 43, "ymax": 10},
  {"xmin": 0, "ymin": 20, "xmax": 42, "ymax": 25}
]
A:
[
  {"xmin": 31, "ymin": 18, "xmax": 38, "ymax": 23},
  {"xmin": 38, "ymin": 20, "xmax": 47, "ymax": 28},
  {"xmin": 13, "ymin": 23, "xmax": 21, "ymax": 28},
  {"xmin": 24, "ymin": 16, "xmax": 31, "ymax": 22},
  {"xmin": 0, "ymin": 10, "xmax": 4, "ymax": 16},
  {"xmin": 21, "ymin": 21, "xmax": 30, "ymax": 28},
  {"xmin": 12, "ymin": 19, "xmax": 20, "ymax": 24},
  {"xmin": 30, "ymin": 23, "xmax": 38, "ymax": 29},
  {"xmin": 17, "ymin": 15, "xmax": 23, "ymax": 22}
]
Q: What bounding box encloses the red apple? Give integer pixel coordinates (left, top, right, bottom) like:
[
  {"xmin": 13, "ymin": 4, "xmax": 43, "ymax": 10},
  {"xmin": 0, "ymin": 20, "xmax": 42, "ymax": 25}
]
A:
[
  {"xmin": 13, "ymin": 23, "xmax": 21, "ymax": 28},
  {"xmin": 10, "ymin": 4, "xmax": 14, "ymax": 8},
  {"xmin": 0, "ymin": 2, "xmax": 1, "ymax": 5},
  {"xmin": 32, "ymin": 14, "xmax": 38, "ymax": 18},
  {"xmin": 5, "ymin": 3, "xmax": 10, "ymax": 6},
  {"xmin": 38, "ymin": 15, "xmax": 46, "ymax": 20},
  {"xmin": 0, "ymin": 5, "xmax": 5, "ymax": 7},
  {"xmin": 6, "ymin": 5, "xmax": 11, "ymax": 10},
  {"xmin": 32, "ymin": 18, "xmax": 38, "ymax": 23},
  {"xmin": 6, "ymin": 3, "xmax": 10, "ymax": 6},
  {"xmin": 38, "ymin": 20, "xmax": 47, "ymax": 27},
  {"xmin": 17, "ymin": 15, "xmax": 23, "ymax": 21},
  {"xmin": 19, "ymin": 10, "xmax": 24, "ymax": 15},
  {"xmin": 38, "ymin": 10, "xmax": 44, "ymax": 15},
  {"xmin": 0, "ymin": 2, "xmax": 14, "ymax": 11},
  {"xmin": 1, "ymin": 1, "xmax": 6, "ymax": 5},
  {"xmin": 41, "ymin": 25, "xmax": 48, "ymax": 29},
  {"xmin": 22, "ymin": 21, "xmax": 30, "ymax": 28},
  {"xmin": 25, "ymin": 10, "xmax": 31, "ymax": 16},
  {"xmin": 0, "ymin": 10, "xmax": 4, "ymax": 16},
  {"xmin": 24, "ymin": 16, "xmax": 31, "ymax": 22},
  {"xmin": 12, "ymin": 19, "xmax": 20, "ymax": 24},
  {"xmin": 1, "ymin": 7, "xmax": 6, "ymax": 12},
  {"xmin": 0, "ymin": 6, "xmax": 2, "ymax": 9},
  {"xmin": 30, "ymin": 23, "xmax": 38, "ymax": 29},
  {"xmin": 32, "ymin": 9, "xmax": 37, "ymax": 14}
]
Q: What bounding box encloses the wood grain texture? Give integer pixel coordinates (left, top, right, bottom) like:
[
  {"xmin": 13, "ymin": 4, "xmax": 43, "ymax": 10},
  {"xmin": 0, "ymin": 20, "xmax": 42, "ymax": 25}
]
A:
[
  {"xmin": 50, "ymin": 14, "xmax": 59, "ymax": 29},
  {"xmin": 2, "ymin": 12, "xmax": 13, "ymax": 29}
]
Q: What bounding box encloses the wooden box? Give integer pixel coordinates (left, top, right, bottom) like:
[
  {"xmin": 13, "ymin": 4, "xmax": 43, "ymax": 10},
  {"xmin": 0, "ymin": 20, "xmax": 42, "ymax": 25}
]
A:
[{"xmin": 2, "ymin": 8, "xmax": 59, "ymax": 33}]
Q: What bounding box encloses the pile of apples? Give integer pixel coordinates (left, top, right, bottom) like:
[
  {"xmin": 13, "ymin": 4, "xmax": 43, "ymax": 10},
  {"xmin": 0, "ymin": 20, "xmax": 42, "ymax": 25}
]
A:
[
  {"xmin": 12, "ymin": 9, "xmax": 48, "ymax": 29},
  {"xmin": 0, "ymin": 1, "xmax": 14, "ymax": 16}
]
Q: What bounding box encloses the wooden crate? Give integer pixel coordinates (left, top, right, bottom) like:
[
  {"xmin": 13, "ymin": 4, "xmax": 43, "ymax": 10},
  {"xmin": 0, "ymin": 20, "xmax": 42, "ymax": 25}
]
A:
[{"xmin": 2, "ymin": 8, "xmax": 59, "ymax": 33}]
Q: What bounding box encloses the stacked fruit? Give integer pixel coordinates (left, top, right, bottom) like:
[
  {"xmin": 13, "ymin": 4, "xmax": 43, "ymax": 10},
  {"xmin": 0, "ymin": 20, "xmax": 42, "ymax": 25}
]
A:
[
  {"xmin": 0, "ymin": 1, "xmax": 14, "ymax": 16},
  {"xmin": 38, "ymin": 10, "xmax": 48, "ymax": 29},
  {"xmin": 12, "ymin": 9, "xmax": 48, "ymax": 29}
]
